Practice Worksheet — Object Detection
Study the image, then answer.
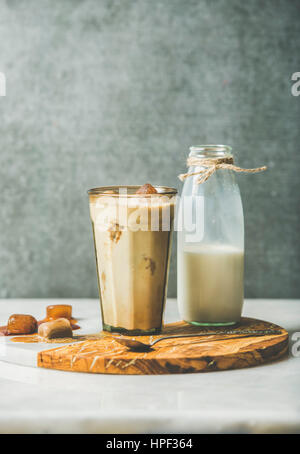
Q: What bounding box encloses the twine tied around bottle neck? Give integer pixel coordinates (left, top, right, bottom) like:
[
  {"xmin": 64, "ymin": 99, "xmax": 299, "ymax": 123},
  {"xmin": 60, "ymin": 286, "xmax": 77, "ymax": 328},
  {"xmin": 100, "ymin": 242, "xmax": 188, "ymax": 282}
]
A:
[{"xmin": 178, "ymin": 156, "xmax": 267, "ymax": 185}]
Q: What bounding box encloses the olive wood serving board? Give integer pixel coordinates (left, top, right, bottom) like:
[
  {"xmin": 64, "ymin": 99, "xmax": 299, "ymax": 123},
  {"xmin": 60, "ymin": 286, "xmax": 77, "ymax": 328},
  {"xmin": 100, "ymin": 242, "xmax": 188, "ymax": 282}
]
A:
[{"xmin": 37, "ymin": 317, "xmax": 288, "ymax": 375}]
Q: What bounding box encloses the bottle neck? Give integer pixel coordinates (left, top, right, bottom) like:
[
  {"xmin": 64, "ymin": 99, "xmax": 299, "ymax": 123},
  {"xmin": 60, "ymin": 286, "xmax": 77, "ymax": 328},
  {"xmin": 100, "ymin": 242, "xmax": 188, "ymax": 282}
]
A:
[{"xmin": 189, "ymin": 145, "xmax": 233, "ymax": 161}]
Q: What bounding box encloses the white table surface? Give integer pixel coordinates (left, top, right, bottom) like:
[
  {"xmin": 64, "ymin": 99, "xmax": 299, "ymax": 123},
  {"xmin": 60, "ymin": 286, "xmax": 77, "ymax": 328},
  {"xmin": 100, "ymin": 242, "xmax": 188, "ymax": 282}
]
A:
[{"xmin": 0, "ymin": 298, "xmax": 299, "ymax": 434}]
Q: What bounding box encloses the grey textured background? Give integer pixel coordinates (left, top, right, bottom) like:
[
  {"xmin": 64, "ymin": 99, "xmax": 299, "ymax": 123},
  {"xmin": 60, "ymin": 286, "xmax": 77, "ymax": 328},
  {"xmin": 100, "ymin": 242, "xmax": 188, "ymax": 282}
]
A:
[{"xmin": 0, "ymin": 0, "xmax": 299, "ymax": 298}]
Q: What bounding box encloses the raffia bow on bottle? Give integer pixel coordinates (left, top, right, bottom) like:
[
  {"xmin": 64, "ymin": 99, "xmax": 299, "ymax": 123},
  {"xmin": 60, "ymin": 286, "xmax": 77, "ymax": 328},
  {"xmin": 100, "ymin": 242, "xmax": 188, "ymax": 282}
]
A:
[{"xmin": 178, "ymin": 156, "xmax": 267, "ymax": 185}]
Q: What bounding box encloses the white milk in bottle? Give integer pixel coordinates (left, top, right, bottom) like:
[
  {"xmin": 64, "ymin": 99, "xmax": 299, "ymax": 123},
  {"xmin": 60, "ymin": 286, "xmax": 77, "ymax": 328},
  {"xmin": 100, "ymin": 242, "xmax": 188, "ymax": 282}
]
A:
[
  {"xmin": 178, "ymin": 244, "xmax": 244, "ymax": 324},
  {"xmin": 177, "ymin": 145, "xmax": 244, "ymax": 326}
]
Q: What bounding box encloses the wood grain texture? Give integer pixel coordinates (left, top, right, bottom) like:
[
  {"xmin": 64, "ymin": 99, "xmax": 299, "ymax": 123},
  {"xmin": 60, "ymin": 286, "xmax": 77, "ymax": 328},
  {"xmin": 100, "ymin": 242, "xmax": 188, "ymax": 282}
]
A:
[{"xmin": 37, "ymin": 317, "xmax": 289, "ymax": 375}]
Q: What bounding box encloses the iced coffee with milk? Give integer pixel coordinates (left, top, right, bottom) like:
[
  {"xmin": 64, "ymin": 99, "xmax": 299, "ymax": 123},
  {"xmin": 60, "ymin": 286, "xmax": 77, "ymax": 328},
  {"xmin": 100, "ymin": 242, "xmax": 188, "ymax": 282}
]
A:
[{"xmin": 88, "ymin": 184, "xmax": 177, "ymax": 335}]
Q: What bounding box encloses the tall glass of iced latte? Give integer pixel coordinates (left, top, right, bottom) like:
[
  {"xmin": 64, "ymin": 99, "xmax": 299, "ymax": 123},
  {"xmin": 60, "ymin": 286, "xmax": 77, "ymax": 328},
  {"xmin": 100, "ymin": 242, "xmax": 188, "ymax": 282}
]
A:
[{"xmin": 88, "ymin": 185, "xmax": 177, "ymax": 335}]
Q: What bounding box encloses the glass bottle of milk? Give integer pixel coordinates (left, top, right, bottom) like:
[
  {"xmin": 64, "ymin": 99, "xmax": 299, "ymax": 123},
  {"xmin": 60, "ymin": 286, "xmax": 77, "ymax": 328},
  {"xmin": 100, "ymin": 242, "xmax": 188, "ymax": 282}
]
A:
[{"xmin": 177, "ymin": 145, "xmax": 244, "ymax": 326}]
